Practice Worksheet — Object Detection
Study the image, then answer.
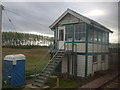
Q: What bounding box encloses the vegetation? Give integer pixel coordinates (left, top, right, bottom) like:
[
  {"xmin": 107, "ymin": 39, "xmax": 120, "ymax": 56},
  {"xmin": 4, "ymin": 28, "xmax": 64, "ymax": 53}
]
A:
[
  {"xmin": 2, "ymin": 47, "xmax": 50, "ymax": 76},
  {"xmin": 2, "ymin": 32, "xmax": 53, "ymax": 46}
]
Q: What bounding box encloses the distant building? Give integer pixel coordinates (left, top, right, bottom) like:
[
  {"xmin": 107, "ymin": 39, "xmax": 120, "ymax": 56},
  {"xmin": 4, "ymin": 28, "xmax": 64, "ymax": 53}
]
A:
[{"xmin": 49, "ymin": 9, "xmax": 113, "ymax": 77}]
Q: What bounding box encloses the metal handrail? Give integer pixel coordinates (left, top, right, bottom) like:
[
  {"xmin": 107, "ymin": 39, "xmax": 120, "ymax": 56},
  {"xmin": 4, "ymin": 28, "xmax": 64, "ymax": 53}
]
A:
[
  {"xmin": 34, "ymin": 42, "xmax": 57, "ymax": 75},
  {"xmin": 41, "ymin": 42, "xmax": 65, "ymax": 72}
]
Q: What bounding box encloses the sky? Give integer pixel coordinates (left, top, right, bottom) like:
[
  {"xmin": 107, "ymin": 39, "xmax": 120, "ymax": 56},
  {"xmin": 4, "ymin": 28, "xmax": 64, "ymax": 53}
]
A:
[{"xmin": 1, "ymin": 2, "xmax": 118, "ymax": 43}]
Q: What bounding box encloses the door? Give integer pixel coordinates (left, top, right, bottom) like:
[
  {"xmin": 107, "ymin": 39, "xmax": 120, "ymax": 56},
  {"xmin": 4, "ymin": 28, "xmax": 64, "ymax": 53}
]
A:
[{"xmin": 58, "ymin": 26, "xmax": 65, "ymax": 49}]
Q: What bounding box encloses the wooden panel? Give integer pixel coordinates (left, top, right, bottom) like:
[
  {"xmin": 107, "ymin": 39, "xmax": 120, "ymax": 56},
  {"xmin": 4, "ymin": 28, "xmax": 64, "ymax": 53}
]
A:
[
  {"xmin": 87, "ymin": 56, "xmax": 93, "ymax": 76},
  {"xmin": 105, "ymin": 55, "xmax": 109, "ymax": 70},
  {"xmin": 58, "ymin": 13, "xmax": 80, "ymax": 25},
  {"xmin": 61, "ymin": 56, "xmax": 67, "ymax": 73},
  {"xmin": 93, "ymin": 44, "xmax": 98, "ymax": 52},
  {"xmin": 101, "ymin": 45, "xmax": 104, "ymax": 52},
  {"xmin": 101, "ymin": 63, "xmax": 105, "ymax": 70},
  {"xmin": 77, "ymin": 55, "xmax": 85, "ymax": 77},
  {"xmin": 93, "ymin": 63, "xmax": 98, "ymax": 72},
  {"xmin": 98, "ymin": 45, "xmax": 102, "ymax": 52},
  {"xmin": 97, "ymin": 55, "xmax": 102, "ymax": 70},
  {"xmin": 76, "ymin": 43, "xmax": 85, "ymax": 52},
  {"xmin": 68, "ymin": 43, "xmax": 72, "ymax": 51},
  {"xmin": 69, "ymin": 55, "xmax": 72, "ymax": 75},
  {"xmin": 88, "ymin": 43, "xmax": 93, "ymax": 52}
]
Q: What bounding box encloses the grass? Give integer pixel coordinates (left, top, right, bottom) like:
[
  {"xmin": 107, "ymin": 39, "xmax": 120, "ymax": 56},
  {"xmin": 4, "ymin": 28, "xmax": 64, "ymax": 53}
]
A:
[
  {"xmin": 2, "ymin": 47, "xmax": 50, "ymax": 76},
  {"xmin": 47, "ymin": 77, "xmax": 82, "ymax": 88},
  {"xmin": 2, "ymin": 84, "xmax": 25, "ymax": 90},
  {"xmin": 2, "ymin": 47, "xmax": 115, "ymax": 89}
]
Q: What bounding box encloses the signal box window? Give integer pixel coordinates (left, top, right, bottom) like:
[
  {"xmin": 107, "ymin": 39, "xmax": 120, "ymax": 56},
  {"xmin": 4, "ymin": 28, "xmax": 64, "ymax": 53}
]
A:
[{"xmin": 59, "ymin": 30, "xmax": 64, "ymax": 41}]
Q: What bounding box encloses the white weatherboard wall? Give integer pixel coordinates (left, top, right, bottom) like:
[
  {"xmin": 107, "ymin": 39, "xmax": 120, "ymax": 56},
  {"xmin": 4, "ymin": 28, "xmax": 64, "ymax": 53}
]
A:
[
  {"xmin": 77, "ymin": 55, "xmax": 85, "ymax": 77},
  {"xmin": 87, "ymin": 56, "xmax": 93, "ymax": 76},
  {"xmin": 97, "ymin": 55, "xmax": 102, "ymax": 70},
  {"xmin": 102, "ymin": 45, "xmax": 105, "ymax": 52},
  {"xmin": 69, "ymin": 55, "xmax": 72, "ymax": 75},
  {"xmin": 93, "ymin": 63, "xmax": 98, "ymax": 72},
  {"xmin": 65, "ymin": 43, "xmax": 72, "ymax": 51},
  {"xmin": 88, "ymin": 43, "xmax": 93, "ymax": 52},
  {"xmin": 93, "ymin": 44, "xmax": 97, "ymax": 52},
  {"xmin": 76, "ymin": 43, "xmax": 85, "ymax": 52},
  {"xmin": 101, "ymin": 63, "xmax": 105, "ymax": 70},
  {"xmin": 98, "ymin": 45, "xmax": 102, "ymax": 52},
  {"xmin": 61, "ymin": 55, "xmax": 67, "ymax": 73},
  {"xmin": 105, "ymin": 55, "xmax": 109, "ymax": 70}
]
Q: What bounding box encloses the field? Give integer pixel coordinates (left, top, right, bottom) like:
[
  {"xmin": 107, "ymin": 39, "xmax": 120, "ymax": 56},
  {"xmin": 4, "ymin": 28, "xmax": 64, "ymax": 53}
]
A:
[
  {"xmin": 2, "ymin": 47, "xmax": 84, "ymax": 88},
  {"xmin": 2, "ymin": 47, "xmax": 50, "ymax": 76},
  {"xmin": 3, "ymin": 47, "xmax": 115, "ymax": 88}
]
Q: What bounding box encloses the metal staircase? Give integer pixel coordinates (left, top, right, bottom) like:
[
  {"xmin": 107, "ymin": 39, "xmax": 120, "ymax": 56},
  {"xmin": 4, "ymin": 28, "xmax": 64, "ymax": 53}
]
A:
[{"xmin": 32, "ymin": 44, "xmax": 65, "ymax": 88}]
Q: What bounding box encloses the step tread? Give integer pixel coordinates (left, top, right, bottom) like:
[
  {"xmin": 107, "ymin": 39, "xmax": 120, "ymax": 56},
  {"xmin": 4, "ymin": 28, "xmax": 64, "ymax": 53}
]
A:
[
  {"xmin": 35, "ymin": 79, "xmax": 44, "ymax": 83},
  {"xmin": 33, "ymin": 82, "xmax": 43, "ymax": 87}
]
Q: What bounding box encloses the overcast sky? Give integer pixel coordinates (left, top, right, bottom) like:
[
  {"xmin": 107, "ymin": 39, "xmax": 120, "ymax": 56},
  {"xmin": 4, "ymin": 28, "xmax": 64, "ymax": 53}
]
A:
[{"xmin": 2, "ymin": 2, "xmax": 118, "ymax": 43}]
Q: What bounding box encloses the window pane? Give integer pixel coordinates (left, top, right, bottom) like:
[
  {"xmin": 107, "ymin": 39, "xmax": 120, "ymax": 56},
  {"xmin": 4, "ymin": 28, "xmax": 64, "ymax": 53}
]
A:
[
  {"xmin": 75, "ymin": 23, "xmax": 86, "ymax": 41},
  {"xmin": 59, "ymin": 30, "xmax": 64, "ymax": 41},
  {"xmin": 98, "ymin": 31, "xmax": 102, "ymax": 43},
  {"xmin": 65, "ymin": 25, "xmax": 73, "ymax": 41},
  {"xmin": 88, "ymin": 29, "xmax": 93, "ymax": 42},
  {"xmin": 94, "ymin": 30, "xmax": 98, "ymax": 42}
]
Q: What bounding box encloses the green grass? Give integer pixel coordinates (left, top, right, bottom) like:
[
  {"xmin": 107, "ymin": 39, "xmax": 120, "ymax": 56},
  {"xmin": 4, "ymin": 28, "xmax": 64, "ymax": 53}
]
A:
[
  {"xmin": 3, "ymin": 47, "xmax": 112, "ymax": 89},
  {"xmin": 47, "ymin": 77, "xmax": 83, "ymax": 88},
  {"xmin": 59, "ymin": 78, "xmax": 82, "ymax": 88},
  {"xmin": 2, "ymin": 84, "xmax": 25, "ymax": 90},
  {"xmin": 2, "ymin": 47, "xmax": 50, "ymax": 76}
]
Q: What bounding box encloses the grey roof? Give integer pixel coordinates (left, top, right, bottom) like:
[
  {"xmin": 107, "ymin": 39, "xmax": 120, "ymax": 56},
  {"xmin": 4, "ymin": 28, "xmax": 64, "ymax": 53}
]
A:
[{"xmin": 49, "ymin": 9, "xmax": 113, "ymax": 33}]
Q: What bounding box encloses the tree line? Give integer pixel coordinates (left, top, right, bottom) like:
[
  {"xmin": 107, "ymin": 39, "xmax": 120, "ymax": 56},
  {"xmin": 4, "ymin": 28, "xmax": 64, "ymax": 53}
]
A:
[{"xmin": 2, "ymin": 32, "xmax": 53, "ymax": 46}]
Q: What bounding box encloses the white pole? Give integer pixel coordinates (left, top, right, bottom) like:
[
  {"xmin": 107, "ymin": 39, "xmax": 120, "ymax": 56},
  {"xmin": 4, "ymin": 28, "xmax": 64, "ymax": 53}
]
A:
[{"xmin": 0, "ymin": 4, "xmax": 2, "ymax": 90}]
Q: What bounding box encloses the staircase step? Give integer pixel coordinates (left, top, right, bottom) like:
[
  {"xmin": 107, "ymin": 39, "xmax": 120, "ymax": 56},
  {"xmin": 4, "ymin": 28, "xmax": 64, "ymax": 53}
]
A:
[
  {"xmin": 54, "ymin": 57, "xmax": 61, "ymax": 60},
  {"xmin": 55, "ymin": 56, "xmax": 63, "ymax": 58},
  {"xmin": 57, "ymin": 53, "xmax": 64, "ymax": 55},
  {"xmin": 47, "ymin": 65, "xmax": 56, "ymax": 68},
  {"xmin": 45, "ymin": 68, "xmax": 54, "ymax": 71},
  {"xmin": 48, "ymin": 63, "xmax": 56, "ymax": 66},
  {"xmin": 33, "ymin": 82, "xmax": 43, "ymax": 87},
  {"xmin": 37, "ymin": 73, "xmax": 49, "ymax": 79},
  {"xmin": 32, "ymin": 50, "xmax": 65, "ymax": 88},
  {"xmin": 35, "ymin": 79, "xmax": 44, "ymax": 83},
  {"xmin": 44, "ymin": 71, "xmax": 51, "ymax": 74}
]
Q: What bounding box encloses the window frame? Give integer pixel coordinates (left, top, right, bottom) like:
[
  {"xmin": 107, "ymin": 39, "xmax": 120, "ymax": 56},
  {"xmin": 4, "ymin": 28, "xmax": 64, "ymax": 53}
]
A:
[{"xmin": 74, "ymin": 23, "xmax": 86, "ymax": 41}]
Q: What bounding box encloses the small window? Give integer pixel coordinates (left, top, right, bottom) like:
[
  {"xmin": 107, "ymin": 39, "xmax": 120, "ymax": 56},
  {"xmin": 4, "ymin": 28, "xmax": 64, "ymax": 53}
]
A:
[
  {"xmin": 65, "ymin": 25, "xmax": 73, "ymax": 41},
  {"xmin": 101, "ymin": 55, "xmax": 105, "ymax": 63},
  {"xmin": 93, "ymin": 55, "xmax": 97, "ymax": 62},
  {"xmin": 59, "ymin": 30, "xmax": 64, "ymax": 41}
]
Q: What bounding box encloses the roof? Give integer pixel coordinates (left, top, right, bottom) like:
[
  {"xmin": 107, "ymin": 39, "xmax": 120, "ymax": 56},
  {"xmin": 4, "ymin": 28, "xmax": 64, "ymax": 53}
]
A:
[
  {"xmin": 49, "ymin": 9, "xmax": 113, "ymax": 33},
  {"xmin": 4, "ymin": 54, "xmax": 26, "ymax": 61}
]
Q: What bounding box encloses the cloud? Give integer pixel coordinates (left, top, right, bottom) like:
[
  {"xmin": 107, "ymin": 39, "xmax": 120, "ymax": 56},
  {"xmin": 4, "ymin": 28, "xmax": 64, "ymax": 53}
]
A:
[{"xmin": 2, "ymin": 2, "xmax": 118, "ymax": 43}]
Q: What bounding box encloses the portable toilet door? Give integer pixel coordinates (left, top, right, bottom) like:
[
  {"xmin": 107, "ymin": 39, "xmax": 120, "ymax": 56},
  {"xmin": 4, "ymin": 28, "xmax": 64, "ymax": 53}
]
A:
[{"xmin": 4, "ymin": 54, "xmax": 26, "ymax": 86}]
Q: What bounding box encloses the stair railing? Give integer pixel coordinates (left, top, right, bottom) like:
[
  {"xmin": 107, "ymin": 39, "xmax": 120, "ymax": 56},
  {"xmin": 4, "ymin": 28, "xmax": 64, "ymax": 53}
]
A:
[
  {"xmin": 41, "ymin": 42, "xmax": 65, "ymax": 72},
  {"xmin": 34, "ymin": 42, "xmax": 57, "ymax": 76}
]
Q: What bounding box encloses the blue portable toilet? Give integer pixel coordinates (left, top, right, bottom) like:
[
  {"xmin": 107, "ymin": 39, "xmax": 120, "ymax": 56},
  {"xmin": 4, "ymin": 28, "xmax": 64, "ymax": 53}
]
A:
[{"xmin": 4, "ymin": 54, "xmax": 26, "ymax": 86}]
